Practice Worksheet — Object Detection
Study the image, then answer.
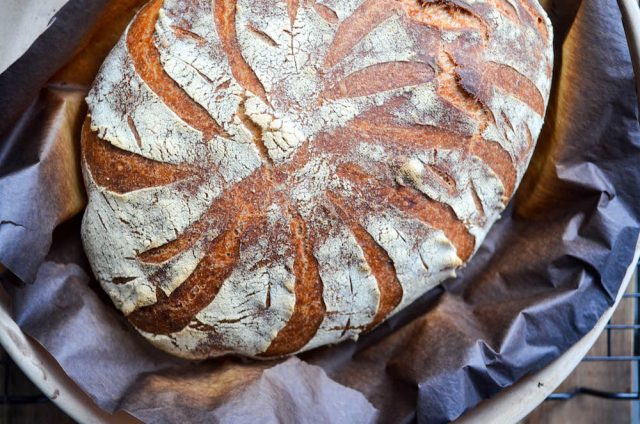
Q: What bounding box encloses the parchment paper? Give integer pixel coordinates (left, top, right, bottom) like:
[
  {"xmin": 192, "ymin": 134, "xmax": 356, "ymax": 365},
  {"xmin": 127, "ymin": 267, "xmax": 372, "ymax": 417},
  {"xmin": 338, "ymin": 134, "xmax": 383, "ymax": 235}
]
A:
[
  {"xmin": 1, "ymin": 0, "xmax": 640, "ymax": 422},
  {"xmin": 0, "ymin": 0, "xmax": 71, "ymax": 74}
]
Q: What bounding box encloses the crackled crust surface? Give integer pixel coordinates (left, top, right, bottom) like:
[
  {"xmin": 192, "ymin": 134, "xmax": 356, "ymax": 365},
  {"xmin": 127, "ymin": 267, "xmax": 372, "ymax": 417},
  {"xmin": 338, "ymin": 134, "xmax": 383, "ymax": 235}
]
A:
[{"xmin": 81, "ymin": 0, "xmax": 553, "ymax": 359}]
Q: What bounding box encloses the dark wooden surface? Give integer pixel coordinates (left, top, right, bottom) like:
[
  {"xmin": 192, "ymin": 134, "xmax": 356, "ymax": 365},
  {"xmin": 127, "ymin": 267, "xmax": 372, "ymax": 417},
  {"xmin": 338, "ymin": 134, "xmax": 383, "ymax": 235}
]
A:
[
  {"xmin": 0, "ymin": 349, "xmax": 74, "ymax": 424},
  {"xmin": 524, "ymin": 275, "xmax": 638, "ymax": 424}
]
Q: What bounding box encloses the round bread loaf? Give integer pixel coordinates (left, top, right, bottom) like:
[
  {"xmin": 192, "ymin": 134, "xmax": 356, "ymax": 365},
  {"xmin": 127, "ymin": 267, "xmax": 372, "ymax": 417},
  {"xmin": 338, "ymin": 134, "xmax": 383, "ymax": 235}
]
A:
[{"xmin": 81, "ymin": 0, "xmax": 553, "ymax": 359}]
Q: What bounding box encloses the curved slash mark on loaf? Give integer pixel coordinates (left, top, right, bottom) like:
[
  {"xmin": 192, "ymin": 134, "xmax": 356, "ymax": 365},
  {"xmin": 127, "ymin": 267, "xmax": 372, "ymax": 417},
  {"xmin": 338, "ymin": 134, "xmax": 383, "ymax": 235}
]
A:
[
  {"xmin": 436, "ymin": 49, "xmax": 488, "ymax": 127},
  {"xmin": 127, "ymin": 163, "xmax": 276, "ymax": 333},
  {"xmin": 246, "ymin": 23, "xmax": 279, "ymax": 47},
  {"xmin": 137, "ymin": 215, "xmax": 210, "ymax": 264},
  {"xmin": 322, "ymin": 61, "xmax": 435, "ymax": 100},
  {"xmin": 485, "ymin": 62, "xmax": 546, "ymax": 116},
  {"xmin": 81, "ymin": 119, "xmax": 194, "ymax": 194},
  {"xmin": 312, "ymin": 2, "xmax": 339, "ymax": 24},
  {"xmin": 336, "ymin": 163, "xmax": 476, "ymax": 261},
  {"xmin": 127, "ymin": 0, "xmax": 227, "ymax": 141},
  {"xmin": 171, "ymin": 25, "xmax": 208, "ymax": 45},
  {"xmin": 470, "ymin": 138, "xmax": 516, "ymax": 197},
  {"xmin": 127, "ymin": 219, "xmax": 245, "ymax": 334},
  {"xmin": 404, "ymin": 0, "xmax": 490, "ymax": 44},
  {"xmin": 323, "ymin": 0, "xmax": 398, "ymax": 68},
  {"xmin": 346, "ymin": 119, "xmax": 469, "ymax": 153},
  {"xmin": 261, "ymin": 205, "xmax": 326, "ymax": 357},
  {"xmin": 431, "ymin": 50, "xmax": 520, "ymax": 198},
  {"xmin": 514, "ymin": 0, "xmax": 550, "ymax": 42},
  {"xmin": 214, "ymin": 0, "xmax": 271, "ymax": 107},
  {"xmin": 325, "ymin": 192, "xmax": 403, "ymax": 331},
  {"xmin": 454, "ymin": 57, "xmax": 545, "ymax": 118},
  {"xmin": 127, "ymin": 116, "xmax": 143, "ymax": 148},
  {"xmin": 424, "ymin": 162, "xmax": 458, "ymax": 196},
  {"xmin": 137, "ymin": 165, "xmax": 275, "ymax": 271},
  {"xmin": 287, "ymin": 0, "xmax": 300, "ymax": 24},
  {"xmin": 444, "ymin": 57, "xmax": 534, "ymax": 197},
  {"xmin": 112, "ymin": 277, "xmax": 137, "ymax": 285},
  {"xmin": 236, "ymin": 92, "xmax": 274, "ymax": 167},
  {"xmin": 523, "ymin": 122, "xmax": 535, "ymax": 153}
]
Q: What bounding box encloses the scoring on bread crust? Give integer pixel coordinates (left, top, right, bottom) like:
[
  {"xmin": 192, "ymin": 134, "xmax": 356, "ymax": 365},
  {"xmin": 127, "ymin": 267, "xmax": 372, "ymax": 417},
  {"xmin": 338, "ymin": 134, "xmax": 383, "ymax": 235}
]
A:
[{"xmin": 81, "ymin": 0, "xmax": 553, "ymax": 359}]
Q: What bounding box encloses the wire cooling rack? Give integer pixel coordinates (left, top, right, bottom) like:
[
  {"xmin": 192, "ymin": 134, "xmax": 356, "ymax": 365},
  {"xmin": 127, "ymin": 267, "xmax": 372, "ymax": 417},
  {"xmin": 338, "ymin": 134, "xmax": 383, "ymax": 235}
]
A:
[
  {"xmin": 547, "ymin": 263, "xmax": 640, "ymax": 402},
  {"xmin": 0, "ymin": 354, "xmax": 49, "ymax": 406}
]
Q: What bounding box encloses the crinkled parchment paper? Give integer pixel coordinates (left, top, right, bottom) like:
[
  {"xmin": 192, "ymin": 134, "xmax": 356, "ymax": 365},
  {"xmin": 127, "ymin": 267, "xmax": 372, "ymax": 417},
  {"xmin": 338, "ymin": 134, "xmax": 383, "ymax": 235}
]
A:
[{"xmin": 1, "ymin": 0, "xmax": 639, "ymax": 422}]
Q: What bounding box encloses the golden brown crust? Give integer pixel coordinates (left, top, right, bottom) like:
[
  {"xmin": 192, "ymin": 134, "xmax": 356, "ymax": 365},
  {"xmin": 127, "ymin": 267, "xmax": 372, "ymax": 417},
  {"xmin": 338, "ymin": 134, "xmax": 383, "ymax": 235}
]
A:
[
  {"xmin": 261, "ymin": 211, "xmax": 326, "ymax": 357},
  {"xmin": 324, "ymin": 0, "xmax": 394, "ymax": 68},
  {"xmin": 128, "ymin": 223, "xmax": 243, "ymax": 334},
  {"xmin": 128, "ymin": 0, "xmax": 226, "ymax": 139},
  {"xmin": 326, "ymin": 193, "xmax": 404, "ymax": 330},
  {"xmin": 336, "ymin": 163, "xmax": 476, "ymax": 261},
  {"xmin": 82, "ymin": 0, "xmax": 553, "ymax": 358},
  {"xmin": 455, "ymin": 57, "xmax": 545, "ymax": 118},
  {"xmin": 471, "ymin": 138, "xmax": 517, "ymax": 197},
  {"xmin": 214, "ymin": 0, "xmax": 270, "ymax": 103},
  {"xmin": 137, "ymin": 215, "xmax": 209, "ymax": 264},
  {"xmin": 322, "ymin": 62, "xmax": 435, "ymax": 100},
  {"xmin": 127, "ymin": 168, "xmax": 275, "ymax": 334},
  {"xmin": 82, "ymin": 118, "xmax": 192, "ymax": 194}
]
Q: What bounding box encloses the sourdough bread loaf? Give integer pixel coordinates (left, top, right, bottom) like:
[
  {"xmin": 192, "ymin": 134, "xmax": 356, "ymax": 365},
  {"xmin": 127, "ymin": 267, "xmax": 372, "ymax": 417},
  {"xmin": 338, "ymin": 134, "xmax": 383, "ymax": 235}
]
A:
[{"xmin": 81, "ymin": 0, "xmax": 553, "ymax": 359}]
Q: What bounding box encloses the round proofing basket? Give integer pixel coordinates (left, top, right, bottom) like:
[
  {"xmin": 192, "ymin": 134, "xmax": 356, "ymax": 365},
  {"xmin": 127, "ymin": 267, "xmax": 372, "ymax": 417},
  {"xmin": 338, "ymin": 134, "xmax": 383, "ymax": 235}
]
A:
[{"xmin": 1, "ymin": 0, "xmax": 640, "ymax": 423}]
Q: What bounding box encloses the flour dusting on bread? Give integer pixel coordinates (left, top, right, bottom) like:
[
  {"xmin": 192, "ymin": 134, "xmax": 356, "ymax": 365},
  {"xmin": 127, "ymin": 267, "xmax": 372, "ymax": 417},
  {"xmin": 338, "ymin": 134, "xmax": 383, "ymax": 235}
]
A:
[{"xmin": 81, "ymin": 0, "xmax": 553, "ymax": 358}]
